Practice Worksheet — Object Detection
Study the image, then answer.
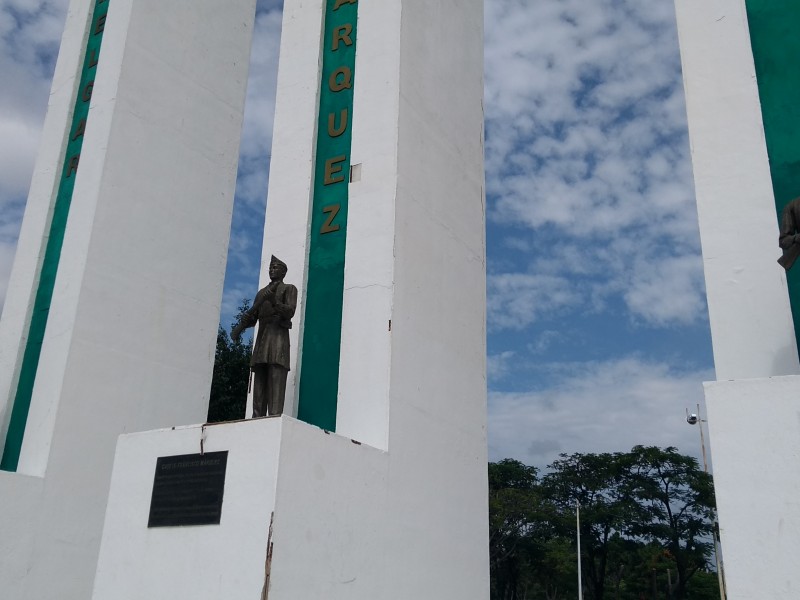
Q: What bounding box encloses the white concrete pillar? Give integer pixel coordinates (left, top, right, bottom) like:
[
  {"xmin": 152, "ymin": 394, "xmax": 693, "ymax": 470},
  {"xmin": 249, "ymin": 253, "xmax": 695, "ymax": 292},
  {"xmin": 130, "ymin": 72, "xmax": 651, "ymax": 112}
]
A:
[
  {"xmin": 0, "ymin": 0, "xmax": 257, "ymax": 597},
  {"xmin": 675, "ymin": 0, "xmax": 799, "ymax": 381}
]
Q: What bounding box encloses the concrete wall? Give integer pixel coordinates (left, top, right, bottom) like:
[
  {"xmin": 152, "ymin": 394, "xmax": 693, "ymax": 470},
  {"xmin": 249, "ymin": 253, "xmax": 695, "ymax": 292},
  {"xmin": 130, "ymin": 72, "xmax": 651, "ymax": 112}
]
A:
[
  {"xmin": 705, "ymin": 377, "xmax": 800, "ymax": 599},
  {"xmin": 675, "ymin": 0, "xmax": 799, "ymax": 380},
  {"xmin": 0, "ymin": 0, "xmax": 257, "ymax": 597},
  {"xmin": 94, "ymin": 413, "xmax": 487, "ymax": 599},
  {"xmin": 0, "ymin": 472, "xmax": 42, "ymax": 599}
]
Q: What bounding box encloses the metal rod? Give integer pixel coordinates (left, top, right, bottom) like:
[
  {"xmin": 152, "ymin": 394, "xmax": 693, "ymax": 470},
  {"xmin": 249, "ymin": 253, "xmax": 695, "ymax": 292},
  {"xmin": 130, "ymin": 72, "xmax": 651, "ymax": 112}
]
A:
[
  {"xmin": 577, "ymin": 499, "xmax": 583, "ymax": 600},
  {"xmin": 697, "ymin": 403, "xmax": 709, "ymax": 473},
  {"xmin": 694, "ymin": 403, "xmax": 726, "ymax": 600}
]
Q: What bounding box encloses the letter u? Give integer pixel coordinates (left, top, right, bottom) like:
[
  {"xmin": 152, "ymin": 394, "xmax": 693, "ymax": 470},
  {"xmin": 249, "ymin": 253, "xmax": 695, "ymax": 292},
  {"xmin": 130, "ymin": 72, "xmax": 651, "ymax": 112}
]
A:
[{"xmin": 328, "ymin": 108, "xmax": 349, "ymax": 138}]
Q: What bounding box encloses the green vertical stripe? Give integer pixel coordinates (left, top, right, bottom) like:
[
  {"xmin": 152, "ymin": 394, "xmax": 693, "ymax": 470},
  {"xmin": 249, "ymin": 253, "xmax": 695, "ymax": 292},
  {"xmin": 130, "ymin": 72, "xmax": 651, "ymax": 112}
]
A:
[
  {"xmin": 297, "ymin": 0, "xmax": 358, "ymax": 431},
  {"xmin": 745, "ymin": 1, "xmax": 800, "ymax": 353},
  {"xmin": 1, "ymin": 0, "xmax": 110, "ymax": 472}
]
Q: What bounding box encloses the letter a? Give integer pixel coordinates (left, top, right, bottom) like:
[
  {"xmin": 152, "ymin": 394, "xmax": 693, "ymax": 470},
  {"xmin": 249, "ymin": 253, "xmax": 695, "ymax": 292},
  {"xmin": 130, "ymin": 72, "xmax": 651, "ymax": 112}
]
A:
[{"xmin": 71, "ymin": 118, "xmax": 86, "ymax": 141}]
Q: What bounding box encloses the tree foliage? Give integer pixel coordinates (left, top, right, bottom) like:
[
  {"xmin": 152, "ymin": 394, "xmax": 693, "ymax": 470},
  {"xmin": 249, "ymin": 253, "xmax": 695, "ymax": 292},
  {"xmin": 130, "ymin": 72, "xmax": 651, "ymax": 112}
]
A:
[
  {"xmin": 207, "ymin": 300, "xmax": 252, "ymax": 423},
  {"xmin": 490, "ymin": 447, "xmax": 720, "ymax": 600},
  {"xmin": 627, "ymin": 446, "xmax": 716, "ymax": 599}
]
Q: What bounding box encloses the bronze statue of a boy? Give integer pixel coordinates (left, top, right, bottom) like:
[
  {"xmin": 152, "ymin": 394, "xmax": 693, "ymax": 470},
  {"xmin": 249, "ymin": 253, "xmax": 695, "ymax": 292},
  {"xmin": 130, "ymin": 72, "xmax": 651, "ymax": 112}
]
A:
[{"xmin": 232, "ymin": 256, "xmax": 298, "ymax": 417}]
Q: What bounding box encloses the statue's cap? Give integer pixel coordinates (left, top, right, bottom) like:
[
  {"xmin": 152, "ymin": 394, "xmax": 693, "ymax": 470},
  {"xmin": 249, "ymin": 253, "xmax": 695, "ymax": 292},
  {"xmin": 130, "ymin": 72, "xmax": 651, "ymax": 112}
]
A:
[{"xmin": 270, "ymin": 255, "xmax": 287, "ymax": 271}]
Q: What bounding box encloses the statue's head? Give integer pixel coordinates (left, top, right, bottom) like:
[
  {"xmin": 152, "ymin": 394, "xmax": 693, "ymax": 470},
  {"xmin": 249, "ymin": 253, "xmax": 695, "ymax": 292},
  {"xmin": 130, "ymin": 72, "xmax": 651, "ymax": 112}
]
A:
[{"xmin": 269, "ymin": 255, "xmax": 288, "ymax": 281}]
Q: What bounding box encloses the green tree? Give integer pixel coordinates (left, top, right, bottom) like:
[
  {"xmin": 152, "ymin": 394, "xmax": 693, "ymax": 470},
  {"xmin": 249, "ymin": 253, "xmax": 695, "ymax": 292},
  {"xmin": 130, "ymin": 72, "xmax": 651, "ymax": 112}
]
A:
[
  {"xmin": 626, "ymin": 446, "xmax": 717, "ymax": 599},
  {"xmin": 207, "ymin": 300, "xmax": 252, "ymax": 423},
  {"xmin": 489, "ymin": 459, "xmax": 580, "ymax": 600},
  {"xmin": 487, "ymin": 448, "xmax": 721, "ymax": 600},
  {"xmin": 532, "ymin": 537, "xmax": 579, "ymax": 600},
  {"xmin": 685, "ymin": 569, "xmax": 721, "ymax": 600},
  {"xmin": 543, "ymin": 452, "xmax": 642, "ymax": 600},
  {"xmin": 489, "ymin": 459, "xmax": 541, "ymax": 600}
]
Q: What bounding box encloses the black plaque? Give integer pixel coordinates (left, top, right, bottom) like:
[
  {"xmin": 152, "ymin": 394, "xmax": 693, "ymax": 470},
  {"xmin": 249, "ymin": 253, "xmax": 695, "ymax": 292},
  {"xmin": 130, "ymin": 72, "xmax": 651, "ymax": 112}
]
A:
[{"xmin": 148, "ymin": 451, "xmax": 228, "ymax": 527}]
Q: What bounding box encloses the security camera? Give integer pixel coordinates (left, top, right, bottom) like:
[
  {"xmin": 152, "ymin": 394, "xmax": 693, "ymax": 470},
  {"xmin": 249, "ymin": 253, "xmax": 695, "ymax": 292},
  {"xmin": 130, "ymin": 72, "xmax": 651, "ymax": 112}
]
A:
[{"xmin": 686, "ymin": 414, "xmax": 698, "ymax": 425}]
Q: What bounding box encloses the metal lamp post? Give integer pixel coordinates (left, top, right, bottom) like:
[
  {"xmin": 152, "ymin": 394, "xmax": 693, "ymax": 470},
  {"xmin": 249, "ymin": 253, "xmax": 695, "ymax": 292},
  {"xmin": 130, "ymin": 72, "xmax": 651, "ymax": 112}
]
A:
[
  {"xmin": 686, "ymin": 403, "xmax": 727, "ymax": 600},
  {"xmin": 576, "ymin": 499, "xmax": 583, "ymax": 600}
]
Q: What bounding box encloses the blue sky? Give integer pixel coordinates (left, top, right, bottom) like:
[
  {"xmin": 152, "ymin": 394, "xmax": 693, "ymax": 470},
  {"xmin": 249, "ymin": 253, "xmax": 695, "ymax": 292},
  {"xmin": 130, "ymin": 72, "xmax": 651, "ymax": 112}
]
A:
[{"xmin": 0, "ymin": 0, "xmax": 715, "ymax": 468}]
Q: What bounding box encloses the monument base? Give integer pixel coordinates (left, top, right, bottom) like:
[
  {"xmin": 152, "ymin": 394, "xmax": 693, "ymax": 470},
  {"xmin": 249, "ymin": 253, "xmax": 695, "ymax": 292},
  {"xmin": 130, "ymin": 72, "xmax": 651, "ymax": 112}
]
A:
[
  {"xmin": 92, "ymin": 417, "xmax": 386, "ymax": 598},
  {"xmin": 92, "ymin": 415, "xmax": 487, "ymax": 599},
  {"xmin": 705, "ymin": 376, "xmax": 800, "ymax": 600}
]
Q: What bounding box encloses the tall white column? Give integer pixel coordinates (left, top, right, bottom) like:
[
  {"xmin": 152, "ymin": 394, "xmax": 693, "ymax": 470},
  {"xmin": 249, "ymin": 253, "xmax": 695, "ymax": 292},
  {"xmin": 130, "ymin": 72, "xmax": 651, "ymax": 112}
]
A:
[
  {"xmin": 0, "ymin": 0, "xmax": 256, "ymax": 597},
  {"xmin": 675, "ymin": 0, "xmax": 798, "ymax": 381}
]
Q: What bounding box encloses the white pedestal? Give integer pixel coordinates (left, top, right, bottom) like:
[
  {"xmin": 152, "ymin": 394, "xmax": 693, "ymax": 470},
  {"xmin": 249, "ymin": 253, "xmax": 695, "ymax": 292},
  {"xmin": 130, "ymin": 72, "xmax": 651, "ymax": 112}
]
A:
[
  {"xmin": 93, "ymin": 417, "xmax": 488, "ymax": 599},
  {"xmin": 705, "ymin": 377, "xmax": 800, "ymax": 600}
]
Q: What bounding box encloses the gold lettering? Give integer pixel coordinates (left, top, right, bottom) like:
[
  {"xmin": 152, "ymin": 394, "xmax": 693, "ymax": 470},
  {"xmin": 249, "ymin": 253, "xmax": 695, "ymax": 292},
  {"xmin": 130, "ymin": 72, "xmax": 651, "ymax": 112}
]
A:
[
  {"xmin": 328, "ymin": 66, "xmax": 352, "ymax": 92},
  {"xmin": 332, "ymin": 24, "xmax": 353, "ymax": 51},
  {"xmin": 71, "ymin": 118, "xmax": 86, "ymax": 141},
  {"xmin": 82, "ymin": 81, "xmax": 94, "ymax": 103},
  {"xmin": 324, "ymin": 155, "xmax": 347, "ymax": 185},
  {"xmin": 94, "ymin": 14, "xmax": 106, "ymax": 35},
  {"xmin": 333, "ymin": 0, "xmax": 357, "ymax": 9},
  {"xmin": 88, "ymin": 47, "xmax": 99, "ymax": 68},
  {"xmin": 320, "ymin": 204, "xmax": 341, "ymax": 234},
  {"xmin": 327, "ymin": 108, "xmax": 348, "ymax": 138},
  {"xmin": 66, "ymin": 154, "xmax": 80, "ymax": 177}
]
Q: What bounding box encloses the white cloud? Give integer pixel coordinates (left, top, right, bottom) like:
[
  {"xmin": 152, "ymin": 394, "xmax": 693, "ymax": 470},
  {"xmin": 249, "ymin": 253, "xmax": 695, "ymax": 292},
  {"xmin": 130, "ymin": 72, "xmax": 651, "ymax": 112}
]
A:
[
  {"xmin": 488, "ymin": 272, "xmax": 580, "ymax": 330},
  {"xmin": 235, "ymin": 7, "xmax": 283, "ymax": 209},
  {"xmin": 484, "ymin": 0, "xmax": 706, "ymax": 329},
  {"xmin": 219, "ymin": 3, "xmax": 284, "ymax": 326},
  {"xmin": 488, "ymin": 357, "xmax": 714, "ymax": 468},
  {"xmin": 487, "ymin": 350, "xmax": 515, "ymax": 381},
  {"xmin": 624, "ymin": 254, "xmax": 706, "ymax": 326},
  {"xmin": 0, "ymin": 117, "xmax": 42, "ymax": 201},
  {"xmin": 0, "ymin": 1, "xmax": 66, "ymax": 203},
  {"xmin": 0, "ymin": 0, "xmax": 68, "ymax": 308}
]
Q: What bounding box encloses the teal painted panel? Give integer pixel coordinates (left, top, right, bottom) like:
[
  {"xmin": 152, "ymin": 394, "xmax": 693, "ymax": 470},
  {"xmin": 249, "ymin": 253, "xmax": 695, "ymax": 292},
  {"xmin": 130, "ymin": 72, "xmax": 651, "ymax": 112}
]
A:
[{"xmin": 297, "ymin": 0, "xmax": 359, "ymax": 431}]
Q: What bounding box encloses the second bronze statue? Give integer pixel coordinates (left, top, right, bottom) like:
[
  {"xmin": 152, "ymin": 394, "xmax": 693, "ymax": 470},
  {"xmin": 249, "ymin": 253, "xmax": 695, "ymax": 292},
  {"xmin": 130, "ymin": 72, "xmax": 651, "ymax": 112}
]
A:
[{"xmin": 232, "ymin": 256, "xmax": 298, "ymax": 417}]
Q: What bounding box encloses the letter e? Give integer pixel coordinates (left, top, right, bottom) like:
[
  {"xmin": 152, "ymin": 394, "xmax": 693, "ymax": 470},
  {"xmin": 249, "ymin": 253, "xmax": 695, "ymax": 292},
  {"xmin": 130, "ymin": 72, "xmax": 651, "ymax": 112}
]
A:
[
  {"xmin": 94, "ymin": 14, "xmax": 106, "ymax": 35},
  {"xmin": 324, "ymin": 155, "xmax": 347, "ymax": 185}
]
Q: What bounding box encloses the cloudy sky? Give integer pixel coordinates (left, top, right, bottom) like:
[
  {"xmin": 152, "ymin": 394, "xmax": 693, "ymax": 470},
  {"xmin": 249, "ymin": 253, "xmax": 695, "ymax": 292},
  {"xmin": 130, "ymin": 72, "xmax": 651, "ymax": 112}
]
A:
[{"xmin": 0, "ymin": 0, "xmax": 715, "ymax": 469}]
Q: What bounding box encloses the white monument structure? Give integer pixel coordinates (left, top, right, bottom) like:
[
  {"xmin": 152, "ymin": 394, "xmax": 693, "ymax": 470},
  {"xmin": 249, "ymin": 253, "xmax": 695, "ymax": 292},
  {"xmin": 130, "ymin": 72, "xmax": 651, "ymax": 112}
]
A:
[
  {"xmin": 0, "ymin": 0, "xmax": 489, "ymax": 598},
  {"xmin": 675, "ymin": 1, "xmax": 800, "ymax": 598}
]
